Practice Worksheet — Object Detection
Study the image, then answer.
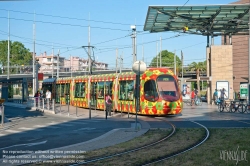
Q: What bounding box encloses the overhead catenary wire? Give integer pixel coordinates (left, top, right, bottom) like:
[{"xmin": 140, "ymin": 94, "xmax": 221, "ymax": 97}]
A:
[
  {"xmin": 0, "ymin": 16, "xmax": 131, "ymax": 32},
  {"xmin": 0, "ymin": 8, "xmax": 144, "ymax": 26}
]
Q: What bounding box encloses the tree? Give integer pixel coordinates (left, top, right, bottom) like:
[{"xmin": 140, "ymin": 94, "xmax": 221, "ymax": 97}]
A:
[
  {"xmin": 188, "ymin": 61, "xmax": 206, "ymax": 95},
  {"xmin": 149, "ymin": 50, "xmax": 182, "ymax": 75},
  {"xmin": 0, "ymin": 40, "xmax": 32, "ymax": 67}
]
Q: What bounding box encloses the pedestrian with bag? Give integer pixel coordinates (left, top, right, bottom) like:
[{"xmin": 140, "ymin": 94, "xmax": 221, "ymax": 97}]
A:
[{"xmin": 105, "ymin": 93, "xmax": 112, "ymax": 117}]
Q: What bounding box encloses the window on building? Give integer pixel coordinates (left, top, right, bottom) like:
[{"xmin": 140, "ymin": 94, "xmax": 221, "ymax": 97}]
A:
[
  {"xmin": 75, "ymin": 82, "xmax": 86, "ymax": 98},
  {"xmin": 47, "ymin": 58, "xmax": 51, "ymax": 62},
  {"xmin": 119, "ymin": 80, "xmax": 134, "ymax": 100}
]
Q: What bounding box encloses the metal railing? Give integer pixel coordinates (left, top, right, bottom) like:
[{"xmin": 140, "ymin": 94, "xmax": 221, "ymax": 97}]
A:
[{"xmin": 27, "ymin": 97, "xmax": 55, "ymax": 113}]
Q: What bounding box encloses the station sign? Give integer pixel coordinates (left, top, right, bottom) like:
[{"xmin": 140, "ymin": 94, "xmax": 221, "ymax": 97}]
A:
[{"xmin": 240, "ymin": 83, "xmax": 248, "ymax": 99}]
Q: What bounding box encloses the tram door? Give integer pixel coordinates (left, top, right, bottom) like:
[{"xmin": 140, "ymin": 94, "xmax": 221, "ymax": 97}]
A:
[{"xmin": 90, "ymin": 82, "xmax": 97, "ymax": 109}]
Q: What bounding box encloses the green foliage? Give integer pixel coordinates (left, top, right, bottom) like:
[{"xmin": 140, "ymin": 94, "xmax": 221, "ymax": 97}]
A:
[
  {"xmin": 0, "ymin": 40, "xmax": 32, "ymax": 67},
  {"xmin": 188, "ymin": 60, "xmax": 207, "ymax": 94},
  {"xmin": 188, "ymin": 61, "xmax": 206, "ymax": 73},
  {"xmin": 149, "ymin": 50, "xmax": 181, "ymax": 68}
]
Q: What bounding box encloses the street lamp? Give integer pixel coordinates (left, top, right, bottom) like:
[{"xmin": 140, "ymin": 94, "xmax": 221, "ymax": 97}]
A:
[
  {"xmin": 132, "ymin": 61, "xmax": 146, "ymax": 130},
  {"xmin": 35, "ymin": 58, "xmax": 39, "ymax": 93},
  {"xmin": 131, "ymin": 25, "xmax": 137, "ymax": 63}
]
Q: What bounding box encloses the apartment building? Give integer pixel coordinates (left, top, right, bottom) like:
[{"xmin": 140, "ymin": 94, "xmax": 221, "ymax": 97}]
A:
[
  {"xmin": 36, "ymin": 52, "xmax": 65, "ymax": 74},
  {"xmin": 36, "ymin": 52, "xmax": 108, "ymax": 74},
  {"xmin": 64, "ymin": 56, "xmax": 108, "ymax": 71}
]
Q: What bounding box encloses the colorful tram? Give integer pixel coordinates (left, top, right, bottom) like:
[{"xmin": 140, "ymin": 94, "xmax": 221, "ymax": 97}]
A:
[{"xmin": 53, "ymin": 68, "xmax": 183, "ymax": 115}]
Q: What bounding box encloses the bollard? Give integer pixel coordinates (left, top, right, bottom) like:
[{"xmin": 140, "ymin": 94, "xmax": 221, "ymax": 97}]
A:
[
  {"xmin": 1, "ymin": 104, "xmax": 4, "ymax": 126},
  {"xmin": 68, "ymin": 101, "xmax": 70, "ymax": 116},
  {"xmin": 42, "ymin": 98, "xmax": 45, "ymax": 110},
  {"xmin": 38, "ymin": 97, "xmax": 40, "ymax": 110},
  {"xmin": 76, "ymin": 104, "xmax": 78, "ymax": 117},
  {"xmin": 104, "ymin": 102, "xmax": 106, "ymax": 117},
  {"xmin": 52, "ymin": 99, "xmax": 55, "ymax": 113},
  {"xmin": 47, "ymin": 99, "xmax": 50, "ymax": 110},
  {"xmin": 128, "ymin": 102, "xmax": 130, "ymax": 118},
  {"xmin": 60, "ymin": 100, "xmax": 62, "ymax": 114},
  {"xmin": 120, "ymin": 102, "xmax": 122, "ymax": 117},
  {"xmin": 105, "ymin": 108, "xmax": 107, "ymax": 119},
  {"xmin": 89, "ymin": 101, "xmax": 91, "ymax": 119}
]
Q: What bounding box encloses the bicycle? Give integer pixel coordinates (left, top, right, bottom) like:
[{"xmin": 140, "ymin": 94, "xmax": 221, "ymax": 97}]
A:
[
  {"xmin": 242, "ymin": 102, "xmax": 250, "ymax": 114},
  {"xmin": 217, "ymin": 99, "xmax": 230, "ymax": 112},
  {"xmin": 194, "ymin": 96, "xmax": 202, "ymax": 106},
  {"xmin": 184, "ymin": 99, "xmax": 192, "ymax": 106},
  {"xmin": 230, "ymin": 100, "xmax": 244, "ymax": 113}
]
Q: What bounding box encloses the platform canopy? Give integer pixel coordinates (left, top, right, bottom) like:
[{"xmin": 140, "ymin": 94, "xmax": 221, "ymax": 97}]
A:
[{"xmin": 144, "ymin": 4, "xmax": 250, "ymax": 36}]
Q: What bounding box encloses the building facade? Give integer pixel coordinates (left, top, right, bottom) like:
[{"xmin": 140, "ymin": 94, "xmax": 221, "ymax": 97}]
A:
[
  {"xmin": 36, "ymin": 52, "xmax": 108, "ymax": 74},
  {"xmin": 230, "ymin": 0, "xmax": 249, "ymax": 92}
]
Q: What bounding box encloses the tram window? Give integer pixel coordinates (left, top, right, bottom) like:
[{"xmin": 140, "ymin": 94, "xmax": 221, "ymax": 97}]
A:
[
  {"xmin": 157, "ymin": 75, "xmax": 179, "ymax": 101},
  {"xmin": 65, "ymin": 83, "xmax": 70, "ymax": 95},
  {"xmin": 75, "ymin": 82, "xmax": 86, "ymax": 98},
  {"xmin": 119, "ymin": 80, "xmax": 134, "ymax": 100},
  {"xmin": 56, "ymin": 84, "xmax": 60, "ymax": 98},
  {"xmin": 105, "ymin": 81, "xmax": 113, "ymax": 96},
  {"xmin": 144, "ymin": 80, "xmax": 159, "ymax": 102},
  {"xmin": 97, "ymin": 82, "xmax": 104, "ymax": 98},
  {"xmin": 60, "ymin": 84, "xmax": 65, "ymax": 97}
]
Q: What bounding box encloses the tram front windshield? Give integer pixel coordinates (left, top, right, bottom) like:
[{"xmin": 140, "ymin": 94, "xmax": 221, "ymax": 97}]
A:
[{"xmin": 157, "ymin": 75, "xmax": 179, "ymax": 101}]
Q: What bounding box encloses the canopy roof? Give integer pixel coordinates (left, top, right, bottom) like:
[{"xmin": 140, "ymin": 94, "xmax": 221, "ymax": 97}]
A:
[{"xmin": 144, "ymin": 4, "xmax": 250, "ymax": 36}]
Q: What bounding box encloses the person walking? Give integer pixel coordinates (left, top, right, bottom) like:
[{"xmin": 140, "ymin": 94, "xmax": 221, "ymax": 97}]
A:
[
  {"xmin": 213, "ymin": 89, "xmax": 218, "ymax": 105},
  {"xmin": 105, "ymin": 93, "xmax": 112, "ymax": 117},
  {"xmin": 191, "ymin": 89, "xmax": 195, "ymax": 106},
  {"xmin": 34, "ymin": 91, "xmax": 40, "ymax": 107},
  {"xmin": 46, "ymin": 89, "xmax": 51, "ymax": 108}
]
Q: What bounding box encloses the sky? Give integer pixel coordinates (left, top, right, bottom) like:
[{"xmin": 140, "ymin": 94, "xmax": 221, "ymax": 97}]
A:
[{"xmin": 0, "ymin": 0, "xmax": 237, "ymax": 69}]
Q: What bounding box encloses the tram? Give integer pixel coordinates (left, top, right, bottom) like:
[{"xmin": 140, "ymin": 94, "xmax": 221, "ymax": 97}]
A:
[{"xmin": 54, "ymin": 68, "xmax": 183, "ymax": 115}]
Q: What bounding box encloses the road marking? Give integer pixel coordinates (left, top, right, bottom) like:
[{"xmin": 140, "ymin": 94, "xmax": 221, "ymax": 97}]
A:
[
  {"xmin": 34, "ymin": 125, "xmax": 47, "ymax": 127},
  {"xmin": 5, "ymin": 130, "xmax": 22, "ymax": 133},
  {"xmin": 66, "ymin": 122, "xmax": 86, "ymax": 125},
  {"xmin": 73, "ymin": 128, "xmax": 96, "ymax": 131},
  {"xmin": 34, "ymin": 125, "xmax": 60, "ymax": 129},
  {"xmin": 57, "ymin": 124, "xmax": 73, "ymax": 126},
  {"xmin": 0, "ymin": 140, "xmax": 47, "ymax": 150},
  {"xmin": 19, "ymin": 127, "xmax": 44, "ymax": 131}
]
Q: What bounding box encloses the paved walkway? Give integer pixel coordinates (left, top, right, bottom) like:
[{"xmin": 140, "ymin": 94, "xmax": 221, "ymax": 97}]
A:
[{"xmin": 1, "ymin": 102, "xmax": 150, "ymax": 166}]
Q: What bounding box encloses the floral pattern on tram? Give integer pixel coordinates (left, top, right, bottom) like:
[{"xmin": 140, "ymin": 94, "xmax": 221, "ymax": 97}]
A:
[
  {"xmin": 116, "ymin": 72, "xmax": 136, "ymax": 113},
  {"xmin": 91, "ymin": 73, "xmax": 116, "ymax": 110},
  {"xmin": 73, "ymin": 76, "xmax": 88, "ymax": 107},
  {"xmin": 140, "ymin": 68, "xmax": 183, "ymax": 115}
]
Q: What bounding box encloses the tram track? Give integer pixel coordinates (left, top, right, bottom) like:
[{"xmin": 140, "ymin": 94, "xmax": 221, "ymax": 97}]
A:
[
  {"xmin": 69, "ymin": 118, "xmax": 209, "ymax": 166},
  {"xmin": 69, "ymin": 119, "xmax": 176, "ymax": 166},
  {"xmin": 141, "ymin": 120, "xmax": 210, "ymax": 166}
]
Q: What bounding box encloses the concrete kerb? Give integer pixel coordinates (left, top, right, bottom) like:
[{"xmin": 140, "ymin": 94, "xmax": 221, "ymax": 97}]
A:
[
  {"xmin": 0, "ymin": 119, "xmax": 150, "ymax": 165},
  {"xmin": 39, "ymin": 119, "xmax": 149, "ymax": 154}
]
